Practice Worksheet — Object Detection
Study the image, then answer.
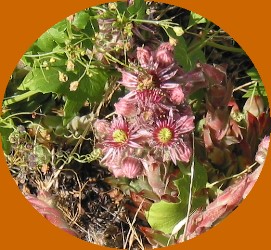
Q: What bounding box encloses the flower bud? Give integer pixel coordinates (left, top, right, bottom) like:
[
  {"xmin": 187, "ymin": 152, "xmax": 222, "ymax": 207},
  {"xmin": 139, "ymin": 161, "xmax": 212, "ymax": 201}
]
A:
[
  {"xmin": 69, "ymin": 81, "xmax": 79, "ymax": 91},
  {"xmin": 169, "ymin": 86, "xmax": 185, "ymax": 105},
  {"xmin": 122, "ymin": 157, "xmax": 143, "ymax": 178},
  {"xmin": 243, "ymin": 95, "xmax": 264, "ymax": 118},
  {"xmin": 137, "ymin": 46, "xmax": 152, "ymax": 68},
  {"xmin": 155, "ymin": 42, "xmax": 174, "ymax": 67},
  {"xmin": 93, "ymin": 119, "xmax": 110, "ymax": 139},
  {"xmin": 255, "ymin": 136, "xmax": 270, "ymax": 165}
]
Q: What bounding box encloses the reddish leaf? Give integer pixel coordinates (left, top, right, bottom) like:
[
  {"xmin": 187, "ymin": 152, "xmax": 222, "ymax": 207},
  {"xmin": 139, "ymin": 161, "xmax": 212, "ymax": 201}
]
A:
[{"xmin": 25, "ymin": 191, "xmax": 77, "ymax": 237}]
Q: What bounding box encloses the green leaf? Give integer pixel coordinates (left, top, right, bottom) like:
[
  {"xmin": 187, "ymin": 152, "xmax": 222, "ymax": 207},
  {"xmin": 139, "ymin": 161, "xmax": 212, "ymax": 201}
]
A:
[
  {"xmin": 243, "ymin": 67, "xmax": 267, "ymax": 98},
  {"xmin": 47, "ymin": 27, "xmax": 68, "ymax": 44},
  {"xmin": 18, "ymin": 66, "xmax": 110, "ymax": 125},
  {"xmin": 79, "ymin": 68, "xmax": 109, "ymax": 103},
  {"xmin": 63, "ymin": 97, "xmax": 86, "ymax": 125},
  {"xmin": 53, "ymin": 19, "xmax": 67, "ymax": 32},
  {"xmin": 72, "ymin": 11, "xmax": 90, "ymax": 29},
  {"xmin": 117, "ymin": 1, "xmax": 128, "ymax": 14},
  {"xmin": 188, "ymin": 12, "xmax": 207, "ymax": 27},
  {"xmin": 0, "ymin": 125, "xmax": 13, "ymax": 154},
  {"xmin": 174, "ymin": 36, "xmax": 192, "ymax": 71},
  {"xmin": 175, "ymin": 160, "xmax": 208, "ymax": 207},
  {"xmin": 36, "ymin": 31, "xmax": 56, "ymax": 52},
  {"xmin": 242, "ymin": 81, "xmax": 267, "ymax": 98},
  {"xmin": 63, "ymin": 68, "xmax": 110, "ymax": 124},
  {"xmin": 188, "ymin": 46, "xmax": 206, "ymax": 68},
  {"xmin": 193, "ymin": 160, "xmax": 208, "ymax": 190},
  {"xmin": 18, "ymin": 67, "xmax": 67, "ymax": 94},
  {"xmin": 172, "ymin": 26, "xmax": 184, "ymax": 37},
  {"xmin": 246, "ymin": 67, "xmax": 261, "ymax": 81},
  {"xmin": 127, "ymin": 0, "xmax": 146, "ymax": 19},
  {"xmin": 146, "ymin": 201, "xmax": 187, "ymax": 234}
]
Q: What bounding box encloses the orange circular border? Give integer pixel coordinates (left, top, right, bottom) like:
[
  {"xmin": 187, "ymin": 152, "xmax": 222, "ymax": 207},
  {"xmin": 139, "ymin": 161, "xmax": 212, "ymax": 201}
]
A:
[{"xmin": 0, "ymin": 1, "xmax": 270, "ymax": 249}]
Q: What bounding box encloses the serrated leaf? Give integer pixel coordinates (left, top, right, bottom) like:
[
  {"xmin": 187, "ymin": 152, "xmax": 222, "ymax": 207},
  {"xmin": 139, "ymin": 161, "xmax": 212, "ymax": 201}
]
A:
[
  {"xmin": 175, "ymin": 160, "xmax": 208, "ymax": 206},
  {"xmin": 146, "ymin": 201, "xmax": 187, "ymax": 234},
  {"xmin": 63, "ymin": 68, "xmax": 110, "ymax": 124},
  {"xmin": 72, "ymin": 11, "xmax": 90, "ymax": 29},
  {"xmin": 36, "ymin": 31, "xmax": 56, "ymax": 52},
  {"xmin": 47, "ymin": 27, "xmax": 68, "ymax": 44},
  {"xmin": 174, "ymin": 176, "xmax": 190, "ymax": 203},
  {"xmin": 34, "ymin": 144, "xmax": 51, "ymax": 165},
  {"xmin": 78, "ymin": 68, "xmax": 109, "ymax": 103},
  {"xmin": 18, "ymin": 67, "xmax": 67, "ymax": 94},
  {"xmin": 53, "ymin": 19, "xmax": 67, "ymax": 32}
]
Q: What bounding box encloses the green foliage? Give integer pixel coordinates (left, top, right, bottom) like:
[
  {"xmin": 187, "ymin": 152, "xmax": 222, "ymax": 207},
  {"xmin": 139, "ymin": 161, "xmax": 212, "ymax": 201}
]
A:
[
  {"xmin": 175, "ymin": 160, "xmax": 208, "ymax": 209},
  {"xmin": 1, "ymin": 2, "xmax": 268, "ymax": 247},
  {"xmin": 188, "ymin": 12, "xmax": 207, "ymax": 27},
  {"xmin": 243, "ymin": 67, "xmax": 267, "ymax": 98},
  {"xmin": 146, "ymin": 200, "xmax": 187, "ymax": 234},
  {"xmin": 146, "ymin": 160, "xmax": 208, "ymax": 235},
  {"xmin": 0, "ymin": 117, "xmax": 14, "ymax": 154},
  {"xmin": 72, "ymin": 11, "xmax": 90, "ymax": 29},
  {"xmin": 127, "ymin": 0, "xmax": 146, "ymax": 19}
]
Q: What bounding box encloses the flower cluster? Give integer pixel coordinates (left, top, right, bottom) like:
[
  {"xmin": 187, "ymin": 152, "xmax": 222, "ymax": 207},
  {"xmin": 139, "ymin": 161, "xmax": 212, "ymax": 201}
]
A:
[{"xmin": 94, "ymin": 43, "xmax": 195, "ymax": 178}]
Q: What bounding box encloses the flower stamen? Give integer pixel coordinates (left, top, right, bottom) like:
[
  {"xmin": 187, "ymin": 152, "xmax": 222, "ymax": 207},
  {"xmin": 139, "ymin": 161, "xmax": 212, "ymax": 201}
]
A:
[
  {"xmin": 137, "ymin": 75, "xmax": 155, "ymax": 90},
  {"xmin": 112, "ymin": 129, "xmax": 128, "ymax": 143},
  {"xmin": 157, "ymin": 127, "xmax": 173, "ymax": 144}
]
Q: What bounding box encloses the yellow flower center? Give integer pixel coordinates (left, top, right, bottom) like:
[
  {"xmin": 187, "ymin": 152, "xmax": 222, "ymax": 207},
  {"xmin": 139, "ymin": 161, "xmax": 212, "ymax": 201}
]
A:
[
  {"xmin": 158, "ymin": 127, "xmax": 173, "ymax": 144},
  {"xmin": 137, "ymin": 75, "xmax": 155, "ymax": 90},
  {"xmin": 112, "ymin": 129, "xmax": 128, "ymax": 143}
]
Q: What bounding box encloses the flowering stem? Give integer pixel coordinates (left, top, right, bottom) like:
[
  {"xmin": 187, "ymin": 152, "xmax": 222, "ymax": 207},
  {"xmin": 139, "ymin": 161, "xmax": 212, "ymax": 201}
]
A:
[
  {"xmin": 182, "ymin": 133, "xmax": 195, "ymax": 242},
  {"xmin": 23, "ymin": 50, "xmax": 65, "ymax": 58},
  {"xmin": 131, "ymin": 18, "xmax": 178, "ymax": 28},
  {"xmin": 104, "ymin": 52, "xmax": 128, "ymax": 67}
]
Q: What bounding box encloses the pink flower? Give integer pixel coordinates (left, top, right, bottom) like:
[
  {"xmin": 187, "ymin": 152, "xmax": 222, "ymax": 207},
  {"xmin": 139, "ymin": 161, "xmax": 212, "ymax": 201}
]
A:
[
  {"xmin": 122, "ymin": 157, "xmax": 143, "ymax": 178},
  {"xmin": 114, "ymin": 96, "xmax": 137, "ymax": 117},
  {"xmin": 119, "ymin": 71, "xmax": 139, "ymax": 90},
  {"xmin": 137, "ymin": 88, "xmax": 172, "ymax": 112},
  {"xmin": 101, "ymin": 115, "xmax": 143, "ymax": 163},
  {"xmin": 120, "ymin": 43, "xmax": 185, "ymax": 91},
  {"xmin": 151, "ymin": 109, "xmax": 195, "ymax": 164}
]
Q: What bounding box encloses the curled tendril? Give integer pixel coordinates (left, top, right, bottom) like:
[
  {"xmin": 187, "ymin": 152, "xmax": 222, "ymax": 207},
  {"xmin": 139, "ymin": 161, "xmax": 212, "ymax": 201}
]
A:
[{"xmin": 54, "ymin": 149, "xmax": 102, "ymax": 165}]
